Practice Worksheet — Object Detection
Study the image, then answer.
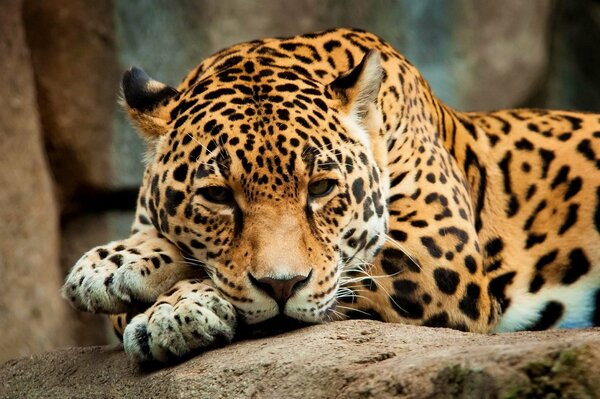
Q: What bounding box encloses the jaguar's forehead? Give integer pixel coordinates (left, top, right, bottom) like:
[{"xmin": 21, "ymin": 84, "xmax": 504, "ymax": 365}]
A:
[
  {"xmin": 166, "ymin": 124, "xmax": 347, "ymax": 184},
  {"xmin": 177, "ymin": 56, "xmax": 332, "ymax": 108},
  {"xmin": 161, "ymin": 60, "xmax": 363, "ymax": 185},
  {"xmin": 159, "ymin": 115, "xmax": 355, "ymax": 205}
]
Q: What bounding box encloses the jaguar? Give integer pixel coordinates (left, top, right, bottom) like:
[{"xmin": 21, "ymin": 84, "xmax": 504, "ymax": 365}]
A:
[{"xmin": 63, "ymin": 28, "xmax": 600, "ymax": 363}]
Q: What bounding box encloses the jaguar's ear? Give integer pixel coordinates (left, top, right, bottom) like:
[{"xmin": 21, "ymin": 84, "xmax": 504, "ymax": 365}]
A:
[
  {"xmin": 122, "ymin": 66, "xmax": 179, "ymax": 140},
  {"xmin": 329, "ymin": 50, "xmax": 383, "ymax": 128},
  {"xmin": 329, "ymin": 51, "xmax": 385, "ymax": 166}
]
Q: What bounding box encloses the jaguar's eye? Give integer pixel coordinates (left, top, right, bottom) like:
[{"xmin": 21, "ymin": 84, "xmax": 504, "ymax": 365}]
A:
[
  {"xmin": 308, "ymin": 179, "xmax": 337, "ymax": 198},
  {"xmin": 199, "ymin": 186, "xmax": 234, "ymax": 205}
]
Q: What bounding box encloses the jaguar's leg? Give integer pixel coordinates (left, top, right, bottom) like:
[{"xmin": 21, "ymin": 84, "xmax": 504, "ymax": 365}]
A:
[
  {"xmin": 62, "ymin": 229, "xmax": 200, "ymax": 314},
  {"xmin": 123, "ymin": 279, "xmax": 237, "ymax": 363}
]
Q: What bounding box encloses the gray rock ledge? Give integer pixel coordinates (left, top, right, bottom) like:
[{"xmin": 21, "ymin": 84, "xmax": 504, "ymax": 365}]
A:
[{"xmin": 1, "ymin": 320, "xmax": 599, "ymax": 399}]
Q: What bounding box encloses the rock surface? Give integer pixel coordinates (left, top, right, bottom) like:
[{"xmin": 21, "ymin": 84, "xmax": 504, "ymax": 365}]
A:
[
  {"xmin": 23, "ymin": 0, "xmax": 119, "ymax": 210},
  {"xmin": 2, "ymin": 321, "xmax": 599, "ymax": 399},
  {"xmin": 21, "ymin": 0, "xmax": 131, "ymax": 349},
  {"xmin": 0, "ymin": 0, "xmax": 73, "ymax": 362}
]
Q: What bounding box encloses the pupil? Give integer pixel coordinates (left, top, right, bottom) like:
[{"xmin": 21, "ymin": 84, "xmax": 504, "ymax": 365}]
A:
[
  {"xmin": 310, "ymin": 180, "xmax": 333, "ymax": 196},
  {"xmin": 201, "ymin": 186, "xmax": 231, "ymax": 204},
  {"xmin": 210, "ymin": 188, "xmax": 224, "ymax": 200}
]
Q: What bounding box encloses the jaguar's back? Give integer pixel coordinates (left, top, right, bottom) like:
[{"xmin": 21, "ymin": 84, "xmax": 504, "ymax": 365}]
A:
[{"xmin": 466, "ymin": 109, "xmax": 600, "ymax": 330}]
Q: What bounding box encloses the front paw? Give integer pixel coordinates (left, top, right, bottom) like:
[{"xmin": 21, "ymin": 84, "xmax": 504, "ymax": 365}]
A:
[
  {"xmin": 62, "ymin": 241, "xmax": 194, "ymax": 314},
  {"xmin": 62, "ymin": 246, "xmax": 130, "ymax": 313},
  {"xmin": 123, "ymin": 281, "xmax": 237, "ymax": 363}
]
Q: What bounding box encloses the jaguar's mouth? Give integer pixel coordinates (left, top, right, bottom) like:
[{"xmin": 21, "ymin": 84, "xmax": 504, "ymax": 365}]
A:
[{"xmin": 236, "ymin": 314, "xmax": 316, "ymax": 339}]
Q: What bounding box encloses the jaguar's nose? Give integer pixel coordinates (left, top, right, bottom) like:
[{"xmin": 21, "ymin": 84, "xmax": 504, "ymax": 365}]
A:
[{"xmin": 249, "ymin": 271, "xmax": 312, "ymax": 308}]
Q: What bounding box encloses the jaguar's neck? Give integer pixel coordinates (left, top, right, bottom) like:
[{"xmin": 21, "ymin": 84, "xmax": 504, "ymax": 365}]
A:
[
  {"xmin": 379, "ymin": 67, "xmax": 501, "ymax": 330},
  {"xmin": 439, "ymin": 107, "xmax": 491, "ymax": 173},
  {"xmin": 391, "ymin": 70, "xmax": 488, "ymax": 173},
  {"xmin": 391, "ymin": 72, "xmax": 492, "ymax": 229}
]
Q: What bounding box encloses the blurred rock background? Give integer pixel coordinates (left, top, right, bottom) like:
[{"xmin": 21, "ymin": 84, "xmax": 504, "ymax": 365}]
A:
[{"xmin": 0, "ymin": 0, "xmax": 598, "ymax": 363}]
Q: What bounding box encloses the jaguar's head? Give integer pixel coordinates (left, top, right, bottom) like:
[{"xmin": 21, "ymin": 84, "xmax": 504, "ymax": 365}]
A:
[{"xmin": 123, "ymin": 50, "xmax": 389, "ymax": 324}]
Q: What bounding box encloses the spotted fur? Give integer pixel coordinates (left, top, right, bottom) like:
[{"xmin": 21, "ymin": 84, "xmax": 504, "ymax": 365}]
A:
[{"xmin": 63, "ymin": 28, "xmax": 600, "ymax": 362}]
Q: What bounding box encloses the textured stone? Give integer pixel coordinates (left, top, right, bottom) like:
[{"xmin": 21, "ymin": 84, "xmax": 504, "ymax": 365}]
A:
[
  {"xmin": 400, "ymin": 0, "xmax": 554, "ymax": 110},
  {"xmin": 1, "ymin": 321, "xmax": 599, "ymax": 398},
  {"xmin": 452, "ymin": 0, "xmax": 554, "ymax": 110},
  {"xmin": 0, "ymin": 0, "xmax": 73, "ymax": 363},
  {"xmin": 544, "ymin": 0, "xmax": 600, "ymax": 111},
  {"xmin": 23, "ymin": 0, "xmax": 120, "ymax": 211}
]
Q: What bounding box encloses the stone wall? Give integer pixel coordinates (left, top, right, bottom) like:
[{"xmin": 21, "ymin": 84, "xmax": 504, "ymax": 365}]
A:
[
  {"xmin": 0, "ymin": 0, "xmax": 72, "ymax": 362},
  {"xmin": 22, "ymin": 0, "xmax": 125, "ymax": 349},
  {"xmin": 0, "ymin": 0, "xmax": 598, "ymax": 363}
]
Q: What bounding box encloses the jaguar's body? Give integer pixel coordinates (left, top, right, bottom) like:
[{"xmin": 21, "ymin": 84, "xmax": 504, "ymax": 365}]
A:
[{"xmin": 63, "ymin": 28, "xmax": 600, "ymax": 362}]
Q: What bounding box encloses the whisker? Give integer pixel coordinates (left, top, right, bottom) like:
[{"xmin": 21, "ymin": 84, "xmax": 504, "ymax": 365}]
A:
[
  {"xmin": 338, "ymin": 285, "xmax": 370, "ymax": 291},
  {"xmin": 366, "ymin": 275, "xmax": 407, "ymax": 314},
  {"xmin": 322, "ymin": 307, "xmax": 344, "ymax": 322},
  {"xmin": 379, "ymin": 232, "xmax": 422, "ymax": 271},
  {"xmin": 340, "ymin": 273, "xmax": 400, "ymax": 284},
  {"xmin": 337, "ymin": 258, "xmax": 407, "ymax": 314},
  {"xmin": 335, "ymin": 294, "xmax": 369, "ymax": 302},
  {"xmin": 301, "ymin": 142, "xmax": 345, "ymax": 170},
  {"xmin": 328, "ymin": 308, "xmax": 346, "ymax": 321},
  {"xmin": 185, "ymin": 133, "xmax": 229, "ymax": 170},
  {"xmin": 334, "ymin": 305, "xmax": 371, "ymax": 317},
  {"xmin": 180, "ymin": 256, "xmax": 219, "ymax": 272},
  {"xmin": 335, "ymin": 288, "xmax": 369, "ymax": 296}
]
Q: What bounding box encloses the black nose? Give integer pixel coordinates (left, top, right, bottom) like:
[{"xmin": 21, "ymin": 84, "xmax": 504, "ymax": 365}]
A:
[{"xmin": 249, "ymin": 271, "xmax": 312, "ymax": 307}]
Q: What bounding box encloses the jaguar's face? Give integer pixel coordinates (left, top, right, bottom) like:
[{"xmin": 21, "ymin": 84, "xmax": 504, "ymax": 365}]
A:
[{"xmin": 126, "ymin": 51, "xmax": 388, "ymax": 324}]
